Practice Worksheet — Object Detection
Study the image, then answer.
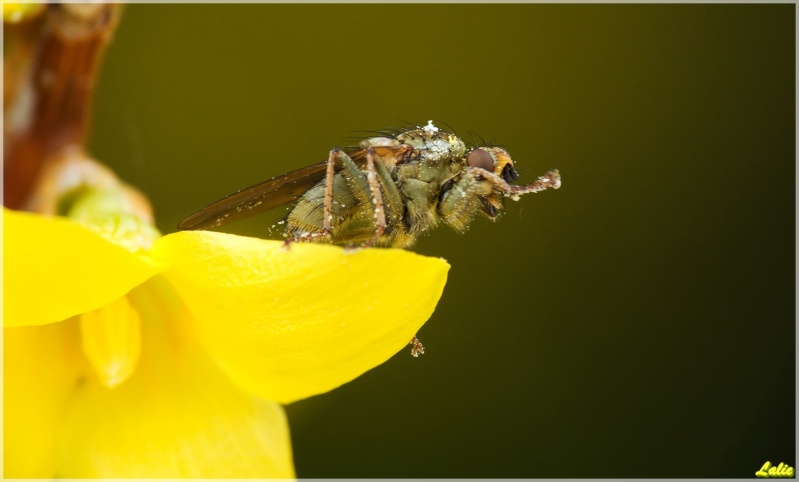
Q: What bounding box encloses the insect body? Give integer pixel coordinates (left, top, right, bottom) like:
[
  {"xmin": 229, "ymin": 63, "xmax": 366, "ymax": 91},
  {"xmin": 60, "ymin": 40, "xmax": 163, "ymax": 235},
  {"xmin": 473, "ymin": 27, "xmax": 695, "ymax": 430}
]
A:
[{"xmin": 179, "ymin": 121, "xmax": 562, "ymax": 249}]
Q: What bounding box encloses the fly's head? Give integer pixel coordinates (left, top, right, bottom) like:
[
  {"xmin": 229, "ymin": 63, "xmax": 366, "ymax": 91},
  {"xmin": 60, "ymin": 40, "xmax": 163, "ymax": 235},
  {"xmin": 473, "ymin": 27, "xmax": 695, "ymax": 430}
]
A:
[
  {"xmin": 439, "ymin": 144, "xmax": 560, "ymax": 233},
  {"xmin": 464, "ymin": 146, "xmax": 520, "ymax": 220}
]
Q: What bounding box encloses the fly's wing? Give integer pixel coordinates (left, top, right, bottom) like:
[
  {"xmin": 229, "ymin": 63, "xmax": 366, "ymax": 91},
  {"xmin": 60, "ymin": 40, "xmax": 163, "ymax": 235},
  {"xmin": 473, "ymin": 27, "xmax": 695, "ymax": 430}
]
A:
[
  {"xmin": 177, "ymin": 144, "xmax": 415, "ymax": 231},
  {"xmin": 178, "ymin": 162, "xmax": 329, "ymax": 230}
]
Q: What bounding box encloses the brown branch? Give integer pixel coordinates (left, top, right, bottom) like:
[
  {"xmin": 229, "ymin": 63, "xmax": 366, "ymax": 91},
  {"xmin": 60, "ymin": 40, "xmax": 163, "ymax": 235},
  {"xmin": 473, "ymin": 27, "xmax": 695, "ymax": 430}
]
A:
[{"xmin": 3, "ymin": 4, "xmax": 122, "ymax": 209}]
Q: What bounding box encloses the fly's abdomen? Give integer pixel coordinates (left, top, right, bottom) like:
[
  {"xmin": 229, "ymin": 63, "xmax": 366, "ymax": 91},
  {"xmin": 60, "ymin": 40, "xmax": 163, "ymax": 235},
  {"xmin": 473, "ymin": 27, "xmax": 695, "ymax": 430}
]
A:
[
  {"xmin": 286, "ymin": 174, "xmax": 370, "ymax": 242},
  {"xmin": 286, "ymin": 171, "xmax": 412, "ymax": 247}
]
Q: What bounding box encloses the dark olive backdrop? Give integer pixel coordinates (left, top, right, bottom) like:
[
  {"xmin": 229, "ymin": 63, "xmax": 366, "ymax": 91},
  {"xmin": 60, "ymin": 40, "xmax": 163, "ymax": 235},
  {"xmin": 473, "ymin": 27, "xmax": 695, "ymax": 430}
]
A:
[{"xmin": 88, "ymin": 4, "xmax": 794, "ymax": 478}]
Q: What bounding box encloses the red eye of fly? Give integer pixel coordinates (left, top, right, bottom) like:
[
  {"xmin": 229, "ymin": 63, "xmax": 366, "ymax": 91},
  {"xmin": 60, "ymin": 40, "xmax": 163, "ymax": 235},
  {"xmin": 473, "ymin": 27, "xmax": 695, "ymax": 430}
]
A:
[{"xmin": 467, "ymin": 148, "xmax": 494, "ymax": 171}]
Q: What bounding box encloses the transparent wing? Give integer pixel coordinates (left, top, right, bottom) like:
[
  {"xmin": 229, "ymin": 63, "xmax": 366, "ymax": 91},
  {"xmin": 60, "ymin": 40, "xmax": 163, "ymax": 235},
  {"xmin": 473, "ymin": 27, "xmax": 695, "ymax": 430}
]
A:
[{"xmin": 178, "ymin": 162, "xmax": 329, "ymax": 230}]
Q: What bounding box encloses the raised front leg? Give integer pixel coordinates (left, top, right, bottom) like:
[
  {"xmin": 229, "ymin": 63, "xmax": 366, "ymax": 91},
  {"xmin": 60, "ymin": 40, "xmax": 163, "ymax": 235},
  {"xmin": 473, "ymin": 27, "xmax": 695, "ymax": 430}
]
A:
[
  {"xmin": 439, "ymin": 167, "xmax": 561, "ymax": 232},
  {"xmin": 468, "ymin": 167, "xmax": 561, "ymax": 199}
]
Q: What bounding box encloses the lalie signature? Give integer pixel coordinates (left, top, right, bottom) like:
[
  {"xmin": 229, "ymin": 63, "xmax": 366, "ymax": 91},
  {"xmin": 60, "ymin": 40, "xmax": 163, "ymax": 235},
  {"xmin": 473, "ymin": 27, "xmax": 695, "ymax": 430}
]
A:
[{"xmin": 756, "ymin": 461, "xmax": 795, "ymax": 478}]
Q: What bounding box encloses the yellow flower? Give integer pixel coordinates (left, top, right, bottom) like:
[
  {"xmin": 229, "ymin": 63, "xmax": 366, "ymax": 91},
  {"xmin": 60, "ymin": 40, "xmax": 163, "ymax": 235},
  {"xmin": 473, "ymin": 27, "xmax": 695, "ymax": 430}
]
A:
[{"xmin": 4, "ymin": 187, "xmax": 450, "ymax": 476}]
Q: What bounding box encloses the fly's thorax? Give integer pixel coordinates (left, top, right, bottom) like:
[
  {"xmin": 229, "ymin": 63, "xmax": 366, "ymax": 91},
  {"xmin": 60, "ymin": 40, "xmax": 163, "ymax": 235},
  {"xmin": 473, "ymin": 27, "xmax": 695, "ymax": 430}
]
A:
[
  {"xmin": 396, "ymin": 130, "xmax": 466, "ymax": 163},
  {"xmin": 359, "ymin": 123, "xmax": 467, "ymax": 164},
  {"xmin": 358, "ymin": 123, "xmax": 468, "ymax": 189}
]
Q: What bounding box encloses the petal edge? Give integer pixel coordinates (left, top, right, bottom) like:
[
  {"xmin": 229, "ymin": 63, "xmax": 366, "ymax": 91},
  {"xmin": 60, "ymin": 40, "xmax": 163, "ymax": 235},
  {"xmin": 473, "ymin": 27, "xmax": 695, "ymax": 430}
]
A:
[{"xmin": 152, "ymin": 231, "xmax": 450, "ymax": 404}]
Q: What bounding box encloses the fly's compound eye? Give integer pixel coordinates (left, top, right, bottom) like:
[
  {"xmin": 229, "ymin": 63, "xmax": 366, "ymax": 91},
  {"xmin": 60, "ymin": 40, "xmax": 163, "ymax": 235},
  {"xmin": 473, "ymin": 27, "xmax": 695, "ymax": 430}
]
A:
[{"xmin": 467, "ymin": 148, "xmax": 495, "ymax": 171}]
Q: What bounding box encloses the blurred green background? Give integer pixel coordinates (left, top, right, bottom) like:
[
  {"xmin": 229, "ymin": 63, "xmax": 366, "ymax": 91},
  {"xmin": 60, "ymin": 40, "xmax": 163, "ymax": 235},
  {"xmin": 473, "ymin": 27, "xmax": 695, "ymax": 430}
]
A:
[{"xmin": 89, "ymin": 4, "xmax": 794, "ymax": 478}]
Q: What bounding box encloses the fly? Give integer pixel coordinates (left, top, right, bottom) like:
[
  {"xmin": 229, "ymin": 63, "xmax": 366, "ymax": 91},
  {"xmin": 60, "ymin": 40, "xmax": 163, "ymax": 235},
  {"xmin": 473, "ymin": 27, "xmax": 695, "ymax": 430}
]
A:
[{"xmin": 180, "ymin": 120, "xmax": 560, "ymax": 247}]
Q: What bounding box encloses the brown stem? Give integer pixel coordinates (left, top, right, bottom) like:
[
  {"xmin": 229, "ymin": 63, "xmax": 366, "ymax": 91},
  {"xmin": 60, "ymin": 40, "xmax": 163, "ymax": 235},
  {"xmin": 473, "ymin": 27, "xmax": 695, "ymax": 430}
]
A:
[{"xmin": 3, "ymin": 4, "xmax": 122, "ymax": 210}]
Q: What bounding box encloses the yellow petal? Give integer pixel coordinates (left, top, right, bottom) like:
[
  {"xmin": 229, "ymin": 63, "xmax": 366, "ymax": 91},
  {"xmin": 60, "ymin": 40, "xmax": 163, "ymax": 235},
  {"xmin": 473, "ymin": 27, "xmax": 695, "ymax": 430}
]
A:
[
  {"xmin": 4, "ymin": 318, "xmax": 87, "ymax": 477},
  {"xmin": 56, "ymin": 277, "xmax": 295, "ymax": 478},
  {"xmin": 3, "ymin": 1, "xmax": 44, "ymax": 23},
  {"xmin": 150, "ymin": 231, "xmax": 450, "ymax": 404},
  {"xmin": 79, "ymin": 295, "xmax": 142, "ymax": 388},
  {"xmin": 3, "ymin": 208, "xmax": 165, "ymax": 327}
]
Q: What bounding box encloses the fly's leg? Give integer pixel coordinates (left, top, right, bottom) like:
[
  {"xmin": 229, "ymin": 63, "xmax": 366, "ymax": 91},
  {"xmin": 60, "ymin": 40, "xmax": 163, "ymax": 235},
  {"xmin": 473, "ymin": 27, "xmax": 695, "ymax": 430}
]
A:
[
  {"xmin": 364, "ymin": 148, "xmax": 387, "ymax": 247},
  {"xmin": 322, "ymin": 148, "xmax": 338, "ymax": 233},
  {"xmin": 410, "ymin": 336, "xmax": 425, "ymax": 357},
  {"xmin": 469, "ymin": 167, "xmax": 561, "ymax": 198},
  {"xmin": 343, "ymin": 148, "xmax": 400, "ymax": 249},
  {"xmin": 505, "ymin": 169, "xmax": 560, "ymax": 198},
  {"xmin": 438, "ymin": 166, "xmax": 561, "ymax": 233},
  {"xmin": 283, "ymin": 148, "xmax": 343, "ymax": 247},
  {"xmin": 286, "ymin": 148, "xmax": 394, "ymax": 248},
  {"xmin": 372, "ymin": 151, "xmax": 404, "ymax": 229}
]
